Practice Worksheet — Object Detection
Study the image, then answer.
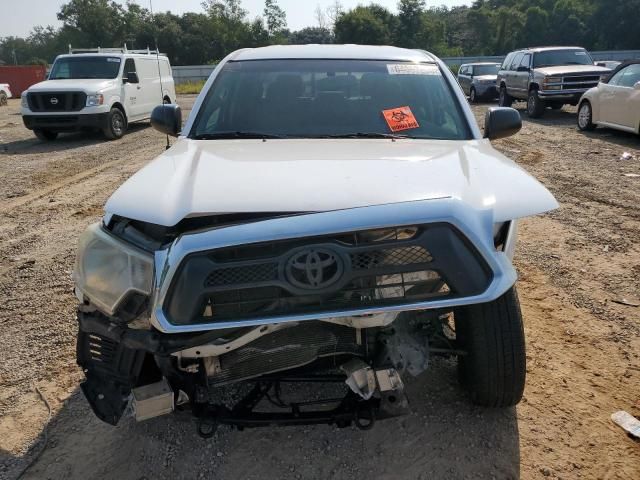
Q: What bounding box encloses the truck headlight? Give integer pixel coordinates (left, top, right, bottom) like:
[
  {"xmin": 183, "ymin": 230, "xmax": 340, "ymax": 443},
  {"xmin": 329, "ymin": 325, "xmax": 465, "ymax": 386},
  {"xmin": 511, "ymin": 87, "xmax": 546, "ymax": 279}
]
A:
[
  {"xmin": 21, "ymin": 93, "xmax": 28, "ymax": 108},
  {"xmin": 86, "ymin": 94, "xmax": 104, "ymax": 106},
  {"xmin": 543, "ymin": 77, "xmax": 562, "ymax": 90},
  {"xmin": 73, "ymin": 223, "xmax": 154, "ymax": 316}
]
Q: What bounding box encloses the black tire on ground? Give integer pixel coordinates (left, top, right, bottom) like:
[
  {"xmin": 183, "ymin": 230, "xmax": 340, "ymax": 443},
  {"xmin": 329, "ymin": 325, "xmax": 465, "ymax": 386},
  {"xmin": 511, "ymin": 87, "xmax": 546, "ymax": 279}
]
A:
[
  {"xmin": 498, "ymin": 86, "xmax": 513, "ymax": 107},
  {"xmin": 577, "ymin": 101, "xmax": 597, "ymax": 131},
  {"xmin": 103, "ymin": 107, "xmax": 127, "ymax": 140},
  {"xmin": 469, "ymin": 87, "xmax": 477, "ymax": 103},
  {"xmin": 0, "ymin": 91, "xmax": 7, "ymax": 106},
  {"xmin": 527, "ymin": 90, "xmax": 546, "ymax": 118},
  {"xmin": 34, "ymin": 129, "xmax": 58, "ymax": 141},
  {"xmin": 455, "ymin": 287, "xmax": 526, "ymax": 408}
]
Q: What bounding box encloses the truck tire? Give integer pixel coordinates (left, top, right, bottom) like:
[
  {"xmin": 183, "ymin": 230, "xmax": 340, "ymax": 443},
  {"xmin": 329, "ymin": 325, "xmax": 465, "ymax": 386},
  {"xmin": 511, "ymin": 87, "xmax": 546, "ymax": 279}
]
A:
[
  {"xmin": 498, "ymin": 86, "xmax": 513, "ymax": 107},
  {"xmin": 34, "ymin": 129, "xmax": 58, "ymax": 141},
  {"xmin": 455, "ymin": 287, "xmax": 526, "ymax": 408},
  {"xmin": 103, "ymin": 107, "xmax": 127, "ymax": 140},
  {"xmin": 527, "ymin": 90, "xmax": 546, "ymax": 118},
  {"xmin": 577, "ymin": 101, "xmax": 596, "ymax": 131},
  {"xmin": 469, "ymin": 87, "xmax": 477, "ymax": 103}
]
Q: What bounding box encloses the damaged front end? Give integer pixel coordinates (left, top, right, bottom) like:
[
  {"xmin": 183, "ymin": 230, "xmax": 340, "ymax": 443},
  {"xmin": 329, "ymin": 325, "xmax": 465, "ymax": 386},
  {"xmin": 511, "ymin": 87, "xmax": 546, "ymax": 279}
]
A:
[{"xmin": 74, "ymin": 198, "xmax": 517, "ymax": 433}]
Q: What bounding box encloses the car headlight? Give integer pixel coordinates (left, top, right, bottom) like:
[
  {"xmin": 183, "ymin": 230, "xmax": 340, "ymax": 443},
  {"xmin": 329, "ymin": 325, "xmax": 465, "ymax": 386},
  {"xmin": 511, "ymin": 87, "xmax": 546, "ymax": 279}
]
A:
[
  {"xmin": 21, "ymin": 93, "xmax": 28, "ymax": 108},
  {"xmin": 73, "ymin": 223, "xmax": 154, "ymax": 316},
  {"xmin": 86, "ymin": 93, "xmax": 104, "ymax": 107}
]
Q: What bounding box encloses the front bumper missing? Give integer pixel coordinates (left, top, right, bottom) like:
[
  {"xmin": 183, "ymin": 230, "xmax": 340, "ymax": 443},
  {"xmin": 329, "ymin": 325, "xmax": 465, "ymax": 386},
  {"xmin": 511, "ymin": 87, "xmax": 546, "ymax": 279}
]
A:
[{"xmin": 77, "ymin": 310, "xmax": 410, "ymax": 430}]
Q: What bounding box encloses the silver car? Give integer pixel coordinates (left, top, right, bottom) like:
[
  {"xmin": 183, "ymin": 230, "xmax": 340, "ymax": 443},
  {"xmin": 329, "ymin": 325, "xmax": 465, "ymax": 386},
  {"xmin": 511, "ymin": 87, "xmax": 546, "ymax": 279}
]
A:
[{"xmin": 457, "ymin": 63, "xmax": 500, "ymax": 103}]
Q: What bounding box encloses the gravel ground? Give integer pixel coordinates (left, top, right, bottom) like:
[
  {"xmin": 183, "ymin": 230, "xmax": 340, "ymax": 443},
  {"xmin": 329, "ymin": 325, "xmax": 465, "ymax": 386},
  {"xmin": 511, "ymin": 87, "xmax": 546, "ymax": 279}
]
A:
[{"xmin": 0, "ymin": 95, "xmax": 639, "ymax": 480}]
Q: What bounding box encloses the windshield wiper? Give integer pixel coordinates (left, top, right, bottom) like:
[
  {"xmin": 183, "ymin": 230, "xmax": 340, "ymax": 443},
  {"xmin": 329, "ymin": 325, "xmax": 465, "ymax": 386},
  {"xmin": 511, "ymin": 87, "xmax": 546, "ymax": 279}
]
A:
[
  {"xmin": 311, "ymin": 132, "xmax": 409, "ymax": 140},
  {"xmin": 190, "ymin": 132, "xmax": 288, "ymax": 140}
]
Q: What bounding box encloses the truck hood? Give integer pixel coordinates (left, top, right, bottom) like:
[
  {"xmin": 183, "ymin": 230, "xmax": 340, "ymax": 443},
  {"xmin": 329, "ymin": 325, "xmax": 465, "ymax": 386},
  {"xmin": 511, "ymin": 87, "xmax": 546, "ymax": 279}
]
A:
[
  {"xmin": 535, "ymin": 65, "xmax": 610, "ymax": 76},
  {"xmin": 27, "ymin": 78, "xmax": 117, "ymax": 93},
  {"xmin": 105, "ymin": 138, "xmax": 559, "ymax": 227}
]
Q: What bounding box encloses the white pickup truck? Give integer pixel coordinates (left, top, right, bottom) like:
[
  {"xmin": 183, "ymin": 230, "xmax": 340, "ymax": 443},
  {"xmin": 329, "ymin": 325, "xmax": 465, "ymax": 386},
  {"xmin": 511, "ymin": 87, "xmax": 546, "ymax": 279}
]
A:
[{"xmin": 20, "ymin": 47, "xmax": 175, "ymax": 141}]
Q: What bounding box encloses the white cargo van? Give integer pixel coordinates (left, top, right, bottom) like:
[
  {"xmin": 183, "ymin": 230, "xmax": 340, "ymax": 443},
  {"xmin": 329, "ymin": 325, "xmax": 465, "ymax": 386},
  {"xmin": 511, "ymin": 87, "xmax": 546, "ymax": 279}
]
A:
[{"xmin": 21, "ymin": 47, "xmax": 176, "ymax": 141}]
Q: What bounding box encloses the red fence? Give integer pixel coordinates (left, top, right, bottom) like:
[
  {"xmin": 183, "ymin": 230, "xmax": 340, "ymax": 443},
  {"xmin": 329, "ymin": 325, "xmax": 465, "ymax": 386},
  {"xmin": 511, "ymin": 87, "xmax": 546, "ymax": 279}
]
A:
[{"xmin": 0, "ymin": 65, "xmax": 47, "ymax": 96}]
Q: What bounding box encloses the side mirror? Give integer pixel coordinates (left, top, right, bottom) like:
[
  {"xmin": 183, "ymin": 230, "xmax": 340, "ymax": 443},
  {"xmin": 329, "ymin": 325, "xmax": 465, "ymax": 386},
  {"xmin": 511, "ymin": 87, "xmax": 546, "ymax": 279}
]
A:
[
  {"xmin": 516, "ymin": 66, "xmax": 530, "ymax": 72},
  {"xmin": 124, "ymin": 72, "xmax": 139, "ymax": 84},
  {"xmin": 151, "ymin": 104, "xmax": 182, "ymax": 137},
  {"xmin": 484, "ymin": 107, "xmax": 522, "ymax": 140}
]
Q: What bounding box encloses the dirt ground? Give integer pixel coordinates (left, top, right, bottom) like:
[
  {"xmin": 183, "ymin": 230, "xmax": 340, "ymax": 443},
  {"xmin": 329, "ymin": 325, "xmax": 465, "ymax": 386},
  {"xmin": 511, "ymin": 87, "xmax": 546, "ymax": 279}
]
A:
[{"xmin": 0, "ymin": 94, "xmax": 639, "ymax": 480}]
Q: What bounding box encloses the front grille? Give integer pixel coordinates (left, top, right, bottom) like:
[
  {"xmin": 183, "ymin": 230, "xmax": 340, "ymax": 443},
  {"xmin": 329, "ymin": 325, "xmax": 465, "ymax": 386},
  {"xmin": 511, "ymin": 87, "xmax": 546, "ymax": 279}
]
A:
[
  {"xmin": 165, "ymin": 223, "xmax": 492, "ymax": 325},
  {"xmin": 28, "ymin": 91, "xmax": 86, "ymax": 112},
  {"xmin": 561, "ymin": 75, "xmax": 600, "ymax": 90}
]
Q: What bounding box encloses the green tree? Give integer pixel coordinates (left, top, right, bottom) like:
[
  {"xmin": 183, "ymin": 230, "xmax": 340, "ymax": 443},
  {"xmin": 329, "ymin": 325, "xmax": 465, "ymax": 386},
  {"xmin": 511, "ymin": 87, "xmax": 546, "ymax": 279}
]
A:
[
  {"xmin": 289, "ymin": 27, "xmax": 333, "ymax": 44},
  {"xmin": 396, "ymin": 0, "xmax": 427, "ymax": 48},
  {"xmin": 264, "ymin": 0, "xmax": 287, "ymax": 38},
  {"xmin": 334, "ymin": 6, "xmax": 394, "ymax": 45}
]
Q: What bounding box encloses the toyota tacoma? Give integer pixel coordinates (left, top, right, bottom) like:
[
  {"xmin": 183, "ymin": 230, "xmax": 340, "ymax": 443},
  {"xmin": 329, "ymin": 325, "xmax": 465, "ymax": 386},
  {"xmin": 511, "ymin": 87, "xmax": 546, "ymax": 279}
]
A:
[{"xmin": 73, "ymin": 45, "xmax": 558, "ymax": 434}]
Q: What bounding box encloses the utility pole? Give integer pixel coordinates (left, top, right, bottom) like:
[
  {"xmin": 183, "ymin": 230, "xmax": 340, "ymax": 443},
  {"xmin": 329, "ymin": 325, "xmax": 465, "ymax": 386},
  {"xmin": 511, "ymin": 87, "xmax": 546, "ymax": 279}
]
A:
[{"xmin": 12, "ymin": 49, "xmax": 17, "ymax": 65}]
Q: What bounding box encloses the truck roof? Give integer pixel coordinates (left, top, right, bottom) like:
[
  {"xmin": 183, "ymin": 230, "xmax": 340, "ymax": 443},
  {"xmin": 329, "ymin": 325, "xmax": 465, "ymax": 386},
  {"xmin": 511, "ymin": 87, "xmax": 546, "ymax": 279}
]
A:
[
  {"xmin": 516, "ymin": 46, "xmax": 587, "ymax": 53},
  {"xmin": 232, "ymin": 45, "xmax": 438, "ymax": 62}
]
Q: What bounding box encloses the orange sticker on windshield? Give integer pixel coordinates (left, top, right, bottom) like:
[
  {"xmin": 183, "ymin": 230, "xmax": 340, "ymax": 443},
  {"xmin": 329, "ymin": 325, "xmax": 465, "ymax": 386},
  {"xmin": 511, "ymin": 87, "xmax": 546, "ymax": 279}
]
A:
[{"xmin": 382, "ymin": 106, "xmax": 419, "ymax": 132}]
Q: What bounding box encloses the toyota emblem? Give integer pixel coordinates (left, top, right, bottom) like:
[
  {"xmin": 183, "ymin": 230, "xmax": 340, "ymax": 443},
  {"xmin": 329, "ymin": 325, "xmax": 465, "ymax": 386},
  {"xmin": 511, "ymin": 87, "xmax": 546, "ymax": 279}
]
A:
[
  {"xmin": 285, "ymin": 247, "xmax": 344, "ymax": 290},
  {"xmin": 50, "ymin": 97, "xmax": 59, "ymax": 105}
]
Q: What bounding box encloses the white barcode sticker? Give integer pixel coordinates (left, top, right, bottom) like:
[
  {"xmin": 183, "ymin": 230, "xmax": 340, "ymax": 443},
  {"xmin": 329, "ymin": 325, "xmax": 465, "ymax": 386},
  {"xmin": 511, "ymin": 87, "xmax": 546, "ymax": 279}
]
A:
[{"xmin": 387, "ymin": 64, "xmax": 439, "ymax": 76}]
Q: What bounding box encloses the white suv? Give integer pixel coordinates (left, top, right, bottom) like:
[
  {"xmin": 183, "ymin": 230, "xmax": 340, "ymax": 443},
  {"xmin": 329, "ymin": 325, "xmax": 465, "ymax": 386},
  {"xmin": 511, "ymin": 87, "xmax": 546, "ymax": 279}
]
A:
[
  {"xmin": 21, "ymin": 47, "xmax": 175, "ymax": 141},
  {"xmin": 73, "ymin": 45, "xmax": 558, "ymax": 432}
]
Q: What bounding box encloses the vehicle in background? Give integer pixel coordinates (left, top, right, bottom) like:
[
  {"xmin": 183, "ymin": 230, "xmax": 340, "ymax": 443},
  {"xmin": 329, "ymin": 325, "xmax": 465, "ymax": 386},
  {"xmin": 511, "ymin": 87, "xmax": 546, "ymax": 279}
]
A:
[
  {"xmin": 578, "ymin": 61, "xmax": 640, "ymax": 135},
  {"xmin": 73, "ymin": 44, "xmax": 558, "ymax": 433},
  {"xmin": 497, "ymin": 46, "xmax": 610, "ymax": 118},
  {"xmin": 20, "ymin": 46, "xmax": 175, "ymax": 141},
  {"xmin": 595, "ymin": 60, "xmax": 622, "ymax": 70},
  {"xmin": 457, "ymin": 63, "xmax": 500, "ymax": 103},
  {"xmin": 0, "ymin": 83, "xmax": 12, "ymax": 106}
]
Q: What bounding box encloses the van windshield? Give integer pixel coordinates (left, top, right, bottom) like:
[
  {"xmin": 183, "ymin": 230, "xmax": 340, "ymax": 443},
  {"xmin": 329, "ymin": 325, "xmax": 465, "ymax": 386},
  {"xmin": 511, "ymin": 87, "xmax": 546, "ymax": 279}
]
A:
[
  {"xmin": 49, "ymin": 57, "xmax": 122, "ymax": 80},
  {"xmin": 473, "ymin": 65, "xmax": 499, "ymax": 76},
  {"xmin": 190, "ymin": 59, "xmax": 471, "ymax": 140},
  {"xmin": 533, "ymin": 49, "xmax": 593, "ymax": 68}
]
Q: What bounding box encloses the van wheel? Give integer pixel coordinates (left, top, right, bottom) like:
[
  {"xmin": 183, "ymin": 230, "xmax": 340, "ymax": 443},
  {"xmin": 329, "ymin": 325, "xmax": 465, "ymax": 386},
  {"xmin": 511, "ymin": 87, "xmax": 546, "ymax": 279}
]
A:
[
  {"xmin": 34, "ymin": 129, "xmax": 58, "ymax": 141},
  {"xmin": 577, "ymin": 101, "xmax": 596, "ymax": 131},
  {"xmin": 455, "ymin": 287, "xmax": 526, "ymax": 408},
  {"xmin": 469, "ymin": 87, "xmax": 477, "ymax": 103},
  {"xmin": 527, "ymin": 90, "xmax": 546, "ymax": 118},
  {"xmin": 498, "ymin": 86, "xmax": 512, "ymax": 107},
  {"xmin": 0, "ymin": 91, "xmax": 7, "ymax": 106},
  {"xmin": 103, "ymin": 108, "xmax": 126, "ymax": 140}
]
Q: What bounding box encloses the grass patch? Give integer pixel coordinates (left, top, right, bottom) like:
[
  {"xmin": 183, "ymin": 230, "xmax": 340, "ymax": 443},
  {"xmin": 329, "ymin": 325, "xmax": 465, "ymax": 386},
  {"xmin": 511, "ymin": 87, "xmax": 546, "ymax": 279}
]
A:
[{"xmin": 175, "ymin": 80, "xmax": 206, "ymax": 95}]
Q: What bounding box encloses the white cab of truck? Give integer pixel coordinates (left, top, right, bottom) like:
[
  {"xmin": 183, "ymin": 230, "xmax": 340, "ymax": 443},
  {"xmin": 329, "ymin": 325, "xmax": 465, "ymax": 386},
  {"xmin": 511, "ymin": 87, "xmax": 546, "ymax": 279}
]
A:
[{"xmin": 20, "ymin": 47, "xmax": 176, "ymax": 141}]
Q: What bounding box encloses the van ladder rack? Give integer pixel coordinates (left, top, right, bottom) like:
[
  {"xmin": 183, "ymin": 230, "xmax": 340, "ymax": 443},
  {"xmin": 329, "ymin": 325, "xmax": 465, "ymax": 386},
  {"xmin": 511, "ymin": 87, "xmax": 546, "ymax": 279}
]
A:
[{"xmin": 68, "ymin": 44, "xmax": 164, "ymax": 56}]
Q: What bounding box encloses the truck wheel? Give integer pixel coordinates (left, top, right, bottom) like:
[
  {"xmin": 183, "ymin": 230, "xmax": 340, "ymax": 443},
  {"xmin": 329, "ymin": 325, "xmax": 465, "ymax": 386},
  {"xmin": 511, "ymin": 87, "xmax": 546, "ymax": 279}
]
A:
[
  {"xmin": 527, "ymin": 90, "xmax": 546, "ymax": 118},
  {"xmin": 34, "ymin": 129, "xmax": 58, "ymax": 141},
  {"xmin": 0, "ymin": 91, "xmax": 7, "ymax": 106},
  {"xmin": 469, "ymin": 87, "xmax": 477, "ymax": 103},
  {"xmin": 498, "ymin": 86, "xmax": 512, "ymax": 107},
  {"xmin": 103, "ymin": 107, "xmax": 126, "ymax": 140},
  {"xmin": 577, "ymin": 101, "xmax": 596, "ymax": 131},
  {"xmin": 455, "ymin": 287, "xmax": 526, "ymax": 408}
]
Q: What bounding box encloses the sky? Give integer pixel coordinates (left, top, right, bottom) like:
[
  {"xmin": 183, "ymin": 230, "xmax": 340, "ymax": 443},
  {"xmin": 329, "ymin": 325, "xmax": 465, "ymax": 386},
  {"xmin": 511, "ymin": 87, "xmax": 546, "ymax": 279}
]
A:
[{"xmin": 3, "ymin": 0, "xmax": 471, "ymax": 38}]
